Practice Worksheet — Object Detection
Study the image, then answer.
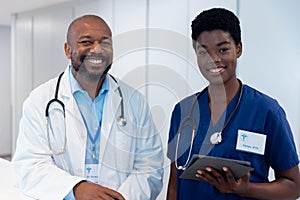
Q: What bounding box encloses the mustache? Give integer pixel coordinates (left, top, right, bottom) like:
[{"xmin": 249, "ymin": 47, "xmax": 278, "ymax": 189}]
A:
[
  {"xmin": 74, "ymin": 53, "xmax": 109, "ymax": 72},
  {"xmin": 77, "ymin": 52, "xmax": 112, "ymax": 79}
]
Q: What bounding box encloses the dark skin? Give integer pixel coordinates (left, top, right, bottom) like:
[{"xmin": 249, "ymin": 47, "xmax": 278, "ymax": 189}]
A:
[
  {"xmin": 166, "ymin": 162, "xmax": 177, "ymax": 200},
  {"xmin": 64, "ymin": 16, "xmax": 113, "ymax": 100},
  {"xmin": 64, "ymin": 16, "xmax": 125, "ymax": 200},
  {"xmin": 167, "ymin": 29, "xmax": 300, "ymax": 199}
]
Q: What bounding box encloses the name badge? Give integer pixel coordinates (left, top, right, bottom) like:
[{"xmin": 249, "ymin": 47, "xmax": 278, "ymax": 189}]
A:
[
  {"xmin": 85, "ymin": 164, "xmax": 99, "ymax": 183},
  {"xmin": 236, "ymin": 130, "xmax": 266, "ymax": 155}
]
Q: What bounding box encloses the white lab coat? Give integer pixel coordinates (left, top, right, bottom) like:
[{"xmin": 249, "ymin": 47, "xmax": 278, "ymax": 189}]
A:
[{"xmin": 12, "ymin": 66, "xmax": 164, "ymax": 200}]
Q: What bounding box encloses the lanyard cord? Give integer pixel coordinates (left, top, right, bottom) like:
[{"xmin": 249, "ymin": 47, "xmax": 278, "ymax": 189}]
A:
[
  {"xmin": 80, "ymin": 112, "xmax": 102, "ymax": 145},
  {"xmin": 79, "ymin": 110, "xmax": 102, "ymax": 160}
]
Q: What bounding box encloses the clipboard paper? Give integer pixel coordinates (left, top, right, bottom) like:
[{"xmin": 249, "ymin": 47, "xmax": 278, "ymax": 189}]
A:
[{"xmin": 179, "ymin": 155, "xmax": 254, "ymax": 180}]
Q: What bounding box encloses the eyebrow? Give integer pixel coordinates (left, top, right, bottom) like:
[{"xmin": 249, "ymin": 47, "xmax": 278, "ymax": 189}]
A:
[
  {"xmin": 78, "ymin": 35, "xmax": 92, "ymax": 40},
  {"xmin": 198, "ymin": 41, "xmax": 231, "ymax": 49},
  {"xmin": 78, "ymin": 35, "xmax": 111, "ymax": 40}
]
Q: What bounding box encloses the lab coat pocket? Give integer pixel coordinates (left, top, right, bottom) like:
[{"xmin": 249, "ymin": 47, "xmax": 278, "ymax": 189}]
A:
[
  {"xmin": 115, "ymin": 130, "xmax": 136, "ymax": 172},
  {"xmin": 102, "ymin": 129, "xmax": 135, "ymax": 174}
]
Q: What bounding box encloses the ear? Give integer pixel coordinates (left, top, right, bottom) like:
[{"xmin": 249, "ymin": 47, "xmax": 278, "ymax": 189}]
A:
[
  {"xmin": 64, "ymin": 43, "xmax": 71, "ymax": 59},
  {"xmin": 236, "ymin": 42, "xmax": 242, "ymax": 58}
]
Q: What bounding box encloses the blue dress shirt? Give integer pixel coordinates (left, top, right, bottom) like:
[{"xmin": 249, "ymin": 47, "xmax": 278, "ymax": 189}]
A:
[{"xmin": 64, "ymin": 66, "xmax": 108, "ymax": 199}]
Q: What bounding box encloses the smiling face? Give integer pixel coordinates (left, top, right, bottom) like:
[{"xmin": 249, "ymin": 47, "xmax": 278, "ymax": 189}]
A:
[
  {"xmin": 64, "ymin": 16, "xmax": 113, "ymax": 82},
  {"xmin": 195, "ymin": 29, "xmax": 242, "ymax": 86}
]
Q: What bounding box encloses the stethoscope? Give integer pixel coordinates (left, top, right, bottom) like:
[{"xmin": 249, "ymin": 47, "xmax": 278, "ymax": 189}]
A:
[
  {"xmin": 175, "ymin": 80, "xmax": 243, "ymax": 170},
  {"xmin": 45, "ymin": 72, "xmax": 127, "ymax": 155}
]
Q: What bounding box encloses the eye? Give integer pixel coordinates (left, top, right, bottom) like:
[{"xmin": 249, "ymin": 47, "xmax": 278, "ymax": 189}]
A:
[
  {"xmin": 196, "ymin": 46, "xmax": 208, "ymax": 56},
  {"xmin": 197, "ymin": 50, "xmax": 208, "ymax": 56},
  {"xmin": 79, "ymin": 40, "xmax": 93, "ymax": 46},
  {"xmin": 100, "ymin": 39, "xmax": 112, "ymax": 48},
  {"xmin": 219, "ymin": 47, "xmax": 229, "ymax": 54}
]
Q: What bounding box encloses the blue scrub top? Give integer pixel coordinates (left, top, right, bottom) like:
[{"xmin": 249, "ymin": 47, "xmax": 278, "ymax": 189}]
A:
[{"xmin": 167, "ymin": 84, "xmax": 299, "ymax": 200}]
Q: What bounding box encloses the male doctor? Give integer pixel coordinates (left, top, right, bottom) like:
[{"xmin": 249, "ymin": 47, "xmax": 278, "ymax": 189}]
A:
[{"xmin": 12, "ymin": 15, "xmax": 163, "ymax": 200}]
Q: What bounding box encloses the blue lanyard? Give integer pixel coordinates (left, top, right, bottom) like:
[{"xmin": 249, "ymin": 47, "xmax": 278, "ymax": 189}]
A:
[{"xmin": 79, "ymin": 111, "xmax": 102, "ymax": 160}]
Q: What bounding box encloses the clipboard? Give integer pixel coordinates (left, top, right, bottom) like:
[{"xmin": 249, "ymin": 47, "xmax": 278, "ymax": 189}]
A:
[{"xmin": 179, "ymin": 155, "xmax": 254, "ymax": 180}]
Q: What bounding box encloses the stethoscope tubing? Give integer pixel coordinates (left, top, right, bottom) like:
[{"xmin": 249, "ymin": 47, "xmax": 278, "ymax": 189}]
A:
[
  {"xmin": 175, "ymin": 80, "xmax": 243, "ymax": 170},
  {"xmin": 45, "ymin": 71, "xmax": 126, "ymax": 155}
]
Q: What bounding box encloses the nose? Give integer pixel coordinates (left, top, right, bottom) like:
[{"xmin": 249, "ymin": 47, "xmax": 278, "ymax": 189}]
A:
[
  {"xmin": 90, "ymin": 42, "xmax": 103, "ymax": 53},
  {"xmin": 210, "ymin": 52, "xmax": 221, "ymax": 62}
]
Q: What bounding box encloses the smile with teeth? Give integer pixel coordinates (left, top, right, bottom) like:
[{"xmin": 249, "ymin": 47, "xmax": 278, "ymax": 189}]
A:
[
  {"xmin": 209, "ymin": 67, "xmax": 224, "ymax": 74},
  {"xmin": 87, "ymin": 59, "xmax": 103, "ymax": 64}
]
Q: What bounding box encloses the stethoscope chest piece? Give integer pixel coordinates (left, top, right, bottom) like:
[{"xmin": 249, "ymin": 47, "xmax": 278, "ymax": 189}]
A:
[
  {"xmin": 117, "ymin": 116, "xmax": 127, "ymax": 127},
  {"xmin": 210, "ymin": 132, "xmax": 222, "ymax": 145}
]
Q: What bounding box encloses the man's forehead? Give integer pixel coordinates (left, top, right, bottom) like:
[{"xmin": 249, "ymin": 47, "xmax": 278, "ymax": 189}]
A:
[
  {"xmin": 73, "ymin": 18, "xmax": 110, "ymax": 32},
  {"xmin": 67, "ymin": 16, "xmax": 112, "ymax": 43},
  {"xmin": 69, "ymin": 24, "xmax": 111, "ymax": 41}
]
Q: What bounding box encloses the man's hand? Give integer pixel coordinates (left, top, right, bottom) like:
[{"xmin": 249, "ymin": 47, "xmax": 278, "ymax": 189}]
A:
[
  {"xmin": 196, "ymin": 166, "xmax": 250, "ymax": 195},
  {"xmin": 74, "ymin": 181, "xmax": 125, "ymax": 200}
]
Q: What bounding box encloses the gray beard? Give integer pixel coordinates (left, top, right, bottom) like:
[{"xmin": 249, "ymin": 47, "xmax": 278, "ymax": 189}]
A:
[{"xmin": 71, "ymin": 59, "xmax": 111, "ymax": 82}]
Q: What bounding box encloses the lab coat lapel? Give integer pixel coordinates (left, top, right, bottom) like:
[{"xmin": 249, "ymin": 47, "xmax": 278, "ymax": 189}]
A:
[
  {"xmin": 99, "ymin": 76, "xmax": 122, "ymax": 160},
  {"xmin": 59, "ymin": 67, "xmax": 87, "ymax": 175},
  {"xmin": 56, "ymin": 69, "xmax": 122, "ymax": 177}
]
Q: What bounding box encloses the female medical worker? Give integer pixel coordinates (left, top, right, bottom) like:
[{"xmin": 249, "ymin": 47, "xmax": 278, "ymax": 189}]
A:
[
  {"xmin": 12, "ymin": 15, "xmax": 163, "ymax": 200},
  {"xmin": 167, "ymin": 8, "xmax": 300, "ymax": 200}
]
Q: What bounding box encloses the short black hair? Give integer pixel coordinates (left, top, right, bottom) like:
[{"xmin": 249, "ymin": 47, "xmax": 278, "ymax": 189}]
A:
[{"xmin": 191, "ymin": 8, "xmax": 241, "ymax": 46}]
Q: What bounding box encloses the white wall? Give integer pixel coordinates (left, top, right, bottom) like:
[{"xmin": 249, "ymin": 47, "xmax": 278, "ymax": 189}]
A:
[
  {"xmin": 238, "ymin": 0, "xmax": 300, "ymax": 155},
  {"xmin": 11, "ymin": 0, "xmax": 101, "ymax": 154},
  {"xmin": 0, "ymin": 26, "xmax": 11, "ymax": 156},
  {"xmin": 10, "ymin": 0, "xmax": 300, "ymax": 199}
]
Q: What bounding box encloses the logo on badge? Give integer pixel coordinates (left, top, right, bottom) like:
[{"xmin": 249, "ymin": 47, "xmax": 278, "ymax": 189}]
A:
[
  {"xmin": 241, "ymin": 133, "xmax": 248, "ymax": 141},
  {"xmin": 86, "ymin": 167, "xmax": 92, "ymax": 173}
]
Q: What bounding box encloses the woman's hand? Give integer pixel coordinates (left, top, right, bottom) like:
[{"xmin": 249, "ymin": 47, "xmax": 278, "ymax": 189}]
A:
[{"xmin": 196, "ymin": 166, "xmax": 250, "ymax": 195}]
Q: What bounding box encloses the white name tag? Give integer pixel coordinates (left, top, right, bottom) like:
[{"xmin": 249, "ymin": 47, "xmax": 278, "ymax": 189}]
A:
[
  {"xmin": 85, "ymin": 164, "xmax": 99, "ymax": 183},
  {"xmin": 236, "ymin": 130, "xmax": 266, "ymax": 155}
]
